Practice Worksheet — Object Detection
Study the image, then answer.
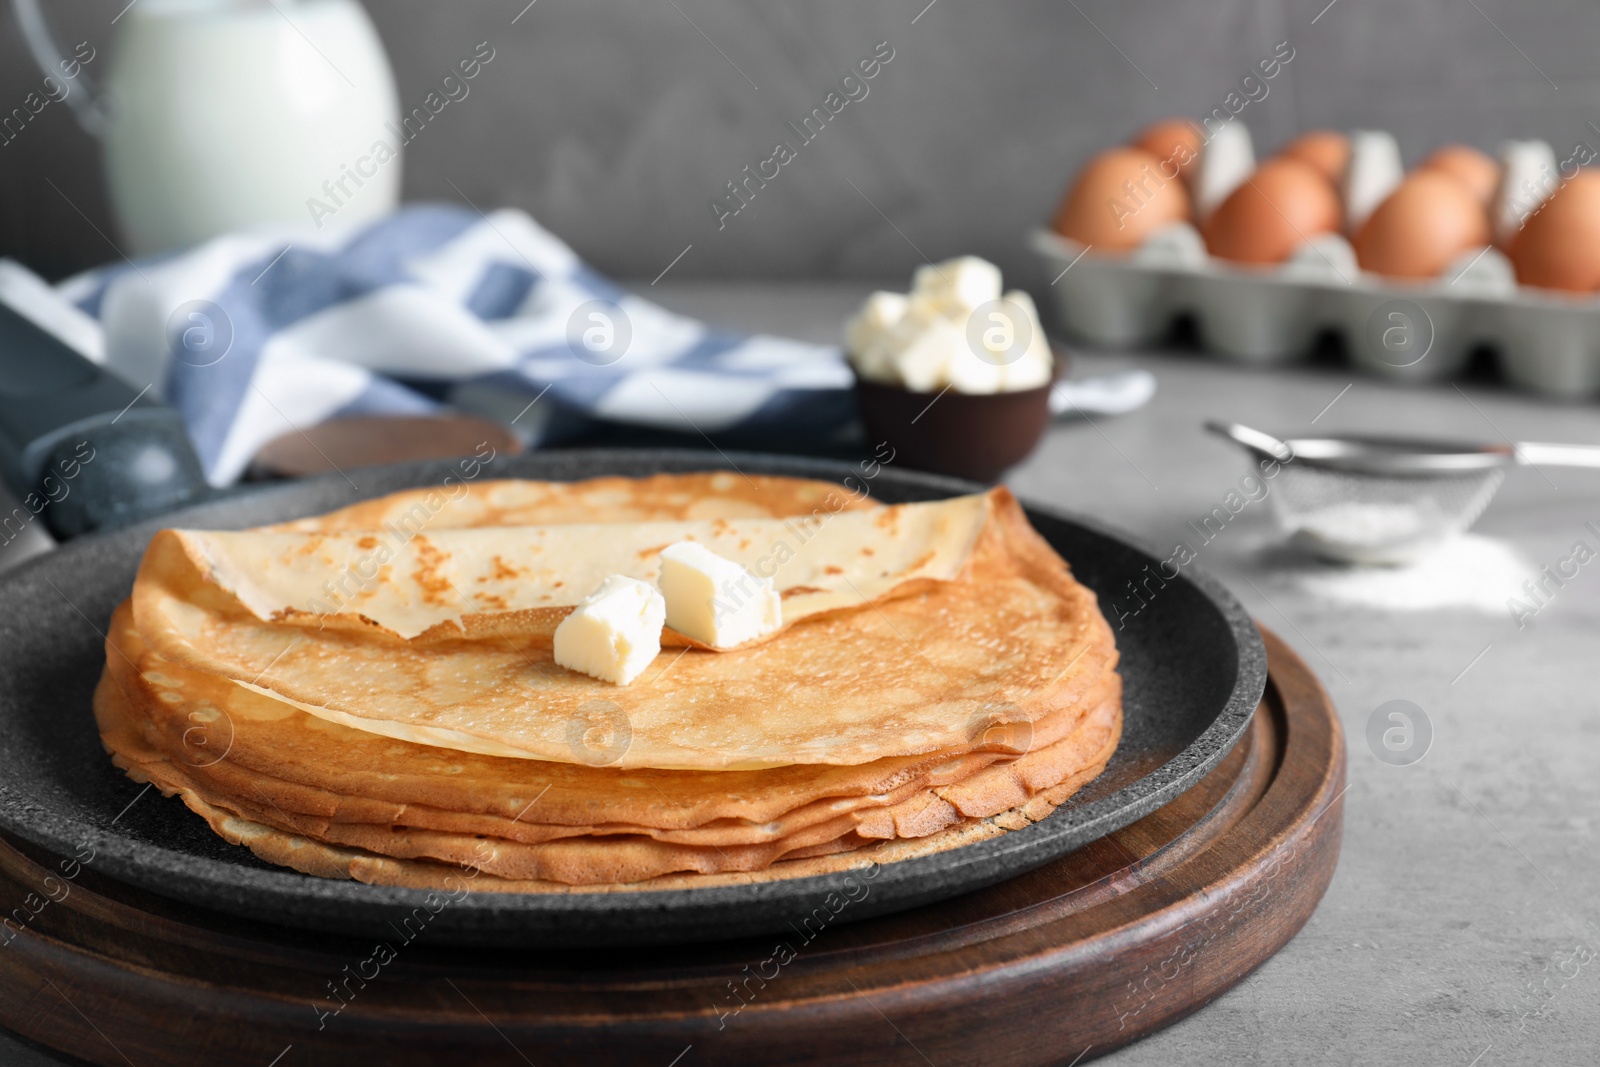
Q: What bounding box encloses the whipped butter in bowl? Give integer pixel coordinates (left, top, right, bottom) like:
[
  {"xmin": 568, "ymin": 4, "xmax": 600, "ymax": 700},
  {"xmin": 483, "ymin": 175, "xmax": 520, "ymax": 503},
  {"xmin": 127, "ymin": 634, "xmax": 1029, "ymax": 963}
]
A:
[{"xmin": 846, "ymin": 256, "xmax": 1057, "ymax": 482}]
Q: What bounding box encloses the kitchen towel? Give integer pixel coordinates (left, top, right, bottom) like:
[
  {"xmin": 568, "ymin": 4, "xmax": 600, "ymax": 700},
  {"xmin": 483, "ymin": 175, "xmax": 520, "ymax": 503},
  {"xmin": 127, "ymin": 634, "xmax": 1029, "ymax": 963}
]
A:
[
  {"xmin": 55, "ymin": 205, "xmax": 853, "ymax": 486},
  {"xmin": 46, "ymin": 204, "xmax": 1154, "ymax": 487}
]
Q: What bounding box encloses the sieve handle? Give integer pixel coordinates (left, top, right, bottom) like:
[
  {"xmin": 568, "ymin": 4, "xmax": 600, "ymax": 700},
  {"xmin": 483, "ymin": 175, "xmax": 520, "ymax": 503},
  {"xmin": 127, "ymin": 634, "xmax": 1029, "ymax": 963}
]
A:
[
  {"xmin": 1204, "ymin": 420, "xmax": 1295, "ymax": 461},
  {"xmin": 1515, "ymin": 443, "xmax": 1600, "ymax": 470}
]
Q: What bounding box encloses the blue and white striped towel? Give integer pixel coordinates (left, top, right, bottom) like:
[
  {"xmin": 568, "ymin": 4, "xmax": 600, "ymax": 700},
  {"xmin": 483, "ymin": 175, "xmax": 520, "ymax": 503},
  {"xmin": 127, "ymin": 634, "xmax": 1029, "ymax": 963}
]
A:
[{"xmin": 54, "ymin": 205, "xmax": 856, "ymax": 486}]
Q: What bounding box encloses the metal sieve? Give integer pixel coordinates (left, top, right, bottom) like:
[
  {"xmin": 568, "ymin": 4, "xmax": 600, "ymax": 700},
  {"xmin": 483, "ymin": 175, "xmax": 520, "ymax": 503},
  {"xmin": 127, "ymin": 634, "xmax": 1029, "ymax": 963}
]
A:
[{"xmin": 1205, "ymin": 420, "xmax": 1600, "ymax": 564}]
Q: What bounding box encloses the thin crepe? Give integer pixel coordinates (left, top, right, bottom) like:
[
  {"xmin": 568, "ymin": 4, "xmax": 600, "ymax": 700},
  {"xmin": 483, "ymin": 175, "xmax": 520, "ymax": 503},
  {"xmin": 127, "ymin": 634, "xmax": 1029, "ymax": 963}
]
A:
[
  {"xmin": 101, "ymin": 602, "xmax": 1116, "ymax": 842},
  {"xmin": 150, "ymin": 492, "xmax": 992, "ymax": 642},
  {"xmin": 130, "ymin": 490, "xmax": 1114, "ymax": 769},
  {"xmin": 131, "ymin": 748, "xmax": 1119, "ymax": 894},
  {"xmin": 269, "ymin": 472, "xmax": 877, "ymax": 532},
  {"xmin": 96, "ymin": 472, "xmax": 1124, "ymax": 887},
  {"xmin": 97, "ymin": 643, "xmax": 1121, "ymax": 883}
]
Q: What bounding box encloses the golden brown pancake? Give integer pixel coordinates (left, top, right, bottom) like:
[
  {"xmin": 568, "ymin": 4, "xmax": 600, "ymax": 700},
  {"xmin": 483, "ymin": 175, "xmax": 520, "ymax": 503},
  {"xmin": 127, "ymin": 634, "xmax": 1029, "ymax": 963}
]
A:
[
  {"xmin": 97, "ymin": 662, "xmax": 1121, "ymax": 888},
  {"xmin": 131, "ymin": 490, "xmax": 1111, "ymax": 769},
  {"xmin": 161, "ymin": 494, "xmax": 992, "ymax": 642},
  {"xmin": 96, "ymin": 473, "xmax": 1124, "ymax": 888},
  {"xmin": 269, "ymin": 472, "xmax": 878, "ymax": 531},
  {"xmin": 102, "ymin": 602, "xmax": 1116, "ymax": 843}
]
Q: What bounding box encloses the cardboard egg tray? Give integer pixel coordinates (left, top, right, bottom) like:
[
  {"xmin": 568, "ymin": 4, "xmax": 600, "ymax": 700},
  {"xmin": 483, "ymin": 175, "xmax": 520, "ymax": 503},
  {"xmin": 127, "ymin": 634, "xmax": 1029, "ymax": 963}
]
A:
[{"xmin": 1032, "ymin": 225, "xmax": 1600, "ymax": 399}]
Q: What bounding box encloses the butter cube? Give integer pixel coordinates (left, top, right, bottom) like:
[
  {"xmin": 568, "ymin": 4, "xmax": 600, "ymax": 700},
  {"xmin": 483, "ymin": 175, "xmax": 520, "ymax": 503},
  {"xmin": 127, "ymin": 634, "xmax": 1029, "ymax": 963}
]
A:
[
  {"xmin": 1001, "ymin": 287, "xmax": 1041, "ymax": 323},
  {"xmin": 1002, "ymin": 344, "xmax": 1053, "ymax": 390},
  {"xmin": 553, "ymin": 575, "xmax": 665, "ymax": 685},
  {"xmin": 845, "ymin": 291, "xmax": 908, "ymax": 357},
  {"xmin": 842, "ymin": 256, "xmax": 1051, "ymax": 396},
  {"xmin": 893, "ymin": 317, "xmax": 962, "ymax": 392},
  {"xmin": 913, "ymin": 256, "xmax": 1002, "ymax": 316},
  {"xmin": 846, "ymin": 291, "xmax": 912, "ymax": 384},
  {"xmin": 658, "ymin": 541, "xmax": 782, "ymax": 649},
  {"xmin": 997, "ymin": 290, "xmax": 1053, "ymax": 391},
  {"xmin": 947, "ymin": 344, "xmax": 1004, "ymax": 394}
]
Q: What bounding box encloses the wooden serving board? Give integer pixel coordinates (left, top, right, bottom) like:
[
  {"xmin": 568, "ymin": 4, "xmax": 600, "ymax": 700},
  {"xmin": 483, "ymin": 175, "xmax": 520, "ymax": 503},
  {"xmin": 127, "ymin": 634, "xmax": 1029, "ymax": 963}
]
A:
[{"xmin": 0, "ymin": 627, "xmax": 1343, "ymax": 1066}]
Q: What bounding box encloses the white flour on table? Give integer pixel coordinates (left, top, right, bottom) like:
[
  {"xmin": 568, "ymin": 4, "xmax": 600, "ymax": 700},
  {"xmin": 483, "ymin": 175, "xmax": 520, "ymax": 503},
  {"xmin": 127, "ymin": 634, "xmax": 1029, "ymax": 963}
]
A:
[{"xmin": 1290, "ymin": 533, "xmax": 1532, "ymax": 613}]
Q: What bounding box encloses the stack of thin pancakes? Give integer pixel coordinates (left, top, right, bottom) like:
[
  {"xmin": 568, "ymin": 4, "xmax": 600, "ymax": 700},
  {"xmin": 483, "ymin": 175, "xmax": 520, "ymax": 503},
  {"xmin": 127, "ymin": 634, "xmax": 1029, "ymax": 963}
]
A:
[{"xmin": 95, "ymin": 474, "xmax": 1122, "ymax": 891}]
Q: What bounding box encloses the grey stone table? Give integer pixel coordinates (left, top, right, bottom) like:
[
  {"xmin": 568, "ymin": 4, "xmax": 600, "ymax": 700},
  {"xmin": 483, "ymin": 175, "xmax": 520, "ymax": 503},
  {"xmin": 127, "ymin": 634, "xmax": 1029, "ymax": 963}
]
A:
[{"xmin": 3, "ymin": 283, "xmax": 1597, "ymax": 1066}]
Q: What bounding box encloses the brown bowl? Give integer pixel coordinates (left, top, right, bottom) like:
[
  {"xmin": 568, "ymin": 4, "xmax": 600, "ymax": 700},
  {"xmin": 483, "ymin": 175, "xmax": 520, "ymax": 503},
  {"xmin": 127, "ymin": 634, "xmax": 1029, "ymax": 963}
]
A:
[{"xmin": 854, "ymin": 373, "xmax": 1053, "ymax": 484}]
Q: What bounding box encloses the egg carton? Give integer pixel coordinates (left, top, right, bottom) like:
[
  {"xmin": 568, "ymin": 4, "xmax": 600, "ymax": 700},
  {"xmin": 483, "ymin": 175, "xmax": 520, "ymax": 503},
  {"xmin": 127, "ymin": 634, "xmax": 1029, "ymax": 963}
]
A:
[{"xmin": 1031, "ymin": 225, "xmax": 1600, "ymax": 399}]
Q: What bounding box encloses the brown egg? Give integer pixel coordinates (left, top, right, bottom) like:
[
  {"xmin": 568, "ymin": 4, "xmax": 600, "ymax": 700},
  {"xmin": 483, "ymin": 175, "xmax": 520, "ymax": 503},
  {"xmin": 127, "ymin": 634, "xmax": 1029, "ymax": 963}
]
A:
[
  {"xmin": 1201, "ymin": 158, "xmax": 1341, "ymax": 264},
  {"xmin": 1132, "ymin": 118, "xmax": 1203, "ymax": 181},
  {"xmin": 1354, "ymin": 170, "xmax": 1491, "ymax": 279},
  {"xmin": 1280, "ymin": 131, "xmax": 1350, "ymax": 184},
  {"xmin": 1509, "ymin": 170, "xmax": 1600, "ymax": 292},
  {"xmin": 1052, "ymin": 146, "xmax": 1194, "ymax": 251},
  {"xmin": 1419, "ymin": 144, "xmax": 1499, "ymax": 206}
]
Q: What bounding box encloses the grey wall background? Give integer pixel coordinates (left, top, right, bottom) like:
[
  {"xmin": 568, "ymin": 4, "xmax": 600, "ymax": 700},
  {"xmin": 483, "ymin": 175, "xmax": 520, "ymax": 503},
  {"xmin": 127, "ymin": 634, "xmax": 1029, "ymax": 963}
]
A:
[{"xmin": 2, "ymin": 0, "xmax": 1597, "ymax": 286}]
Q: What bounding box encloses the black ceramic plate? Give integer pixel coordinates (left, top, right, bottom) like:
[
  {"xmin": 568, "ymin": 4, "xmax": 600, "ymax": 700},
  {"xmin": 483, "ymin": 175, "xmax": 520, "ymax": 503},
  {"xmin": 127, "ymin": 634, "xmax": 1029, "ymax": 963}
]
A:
[{"xmin": 0, "ymin": 450, "xmax": 1264, "ymax": 947}]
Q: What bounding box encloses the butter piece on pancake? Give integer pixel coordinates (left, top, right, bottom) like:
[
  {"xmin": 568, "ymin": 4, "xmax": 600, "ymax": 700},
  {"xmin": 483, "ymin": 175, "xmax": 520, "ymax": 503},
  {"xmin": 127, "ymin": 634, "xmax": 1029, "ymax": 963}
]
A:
[
  {"xmin": 553, "ymin": 576, "xmax": 664, "ymax": 685},
  {"xmin": 154, "ymin": 492, "xmax": 992, "ymax": 643},
  {"xmin": 658, "ymin": 541, "xmax": 782, "ymax": 650}
]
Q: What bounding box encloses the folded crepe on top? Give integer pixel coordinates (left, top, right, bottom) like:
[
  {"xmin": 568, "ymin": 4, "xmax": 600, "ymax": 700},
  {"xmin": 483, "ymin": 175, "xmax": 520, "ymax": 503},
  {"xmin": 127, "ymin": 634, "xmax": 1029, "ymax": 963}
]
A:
[
  {"xmin": 144, "ymin": 492, "xmax": 993, "ymax": 641},
  {"xmin": 95, "ymin": 474, "xmax": 1124, "ymax": 889}
]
